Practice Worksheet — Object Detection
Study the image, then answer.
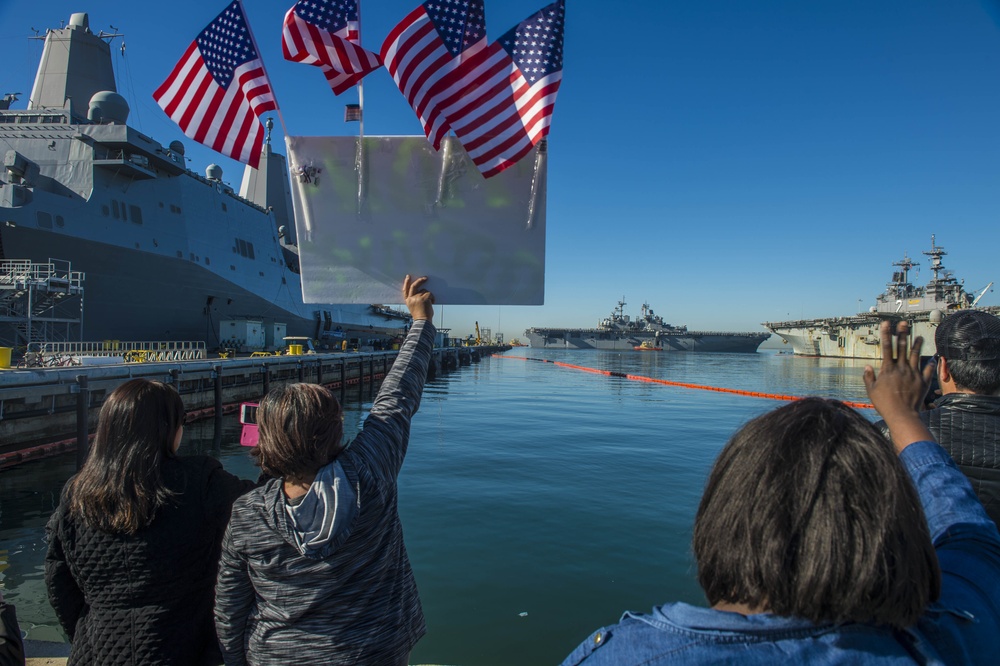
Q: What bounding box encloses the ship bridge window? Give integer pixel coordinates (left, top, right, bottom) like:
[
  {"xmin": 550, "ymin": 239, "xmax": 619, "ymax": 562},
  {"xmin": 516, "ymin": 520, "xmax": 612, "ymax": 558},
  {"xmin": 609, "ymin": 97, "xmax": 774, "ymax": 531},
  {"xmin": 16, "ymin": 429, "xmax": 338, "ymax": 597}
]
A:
[
  {"xmin": 129, "ymin": 205, "xmax": 143, "ymax": 224},
  {"xmin": 36, "ymin": 211, "xmax": 52, "ymax": 229},
  {"xmin": 120, "ymin": 201, "xmax": 127, "ymax": 222},
  {"xmin": 234, "ymin": 238, "xmax": 256, "ymax": 260}
]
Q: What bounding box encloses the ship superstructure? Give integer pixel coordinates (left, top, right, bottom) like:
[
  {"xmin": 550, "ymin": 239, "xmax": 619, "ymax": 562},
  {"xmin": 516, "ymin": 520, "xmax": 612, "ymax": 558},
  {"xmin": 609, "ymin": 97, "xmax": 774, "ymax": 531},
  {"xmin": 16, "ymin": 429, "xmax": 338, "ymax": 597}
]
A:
[
  {"xmin": 0, "ymin": 12, "xmax": 407, "ymax": 349},
  {"xmin": 524, "ymin": 299, "xmax": 770, "ymax": 352},
  {"xmin": 763, "ymin": 236, "xmax": 999, "ymax": 359}
]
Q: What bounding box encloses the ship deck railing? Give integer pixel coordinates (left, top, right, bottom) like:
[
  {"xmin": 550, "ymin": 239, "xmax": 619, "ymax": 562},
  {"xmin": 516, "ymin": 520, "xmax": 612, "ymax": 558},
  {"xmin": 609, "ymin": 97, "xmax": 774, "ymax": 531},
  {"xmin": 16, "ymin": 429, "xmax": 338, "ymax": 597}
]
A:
[
  {"xmin": 37, "ymin": 340, "xmax": 207, "ymax": 362},
  {"xmin": 0, "ymin": 260, "xmax": 84, "ymax": 290},
  {"xmin": 527, "ymin": 327, "xmax": 768, "ymax": 338},
  {"xmin": 764, "ymin": 305, "xmax": 1000, "ymax": 330}
]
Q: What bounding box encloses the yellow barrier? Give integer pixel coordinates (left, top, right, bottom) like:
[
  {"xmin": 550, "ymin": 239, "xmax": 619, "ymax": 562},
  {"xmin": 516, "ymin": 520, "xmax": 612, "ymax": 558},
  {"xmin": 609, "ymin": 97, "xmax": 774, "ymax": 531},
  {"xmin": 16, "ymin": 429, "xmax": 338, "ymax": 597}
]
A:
[{"xmin": 0, "ymin": 347, "xmax": 10, "ymax": 369}]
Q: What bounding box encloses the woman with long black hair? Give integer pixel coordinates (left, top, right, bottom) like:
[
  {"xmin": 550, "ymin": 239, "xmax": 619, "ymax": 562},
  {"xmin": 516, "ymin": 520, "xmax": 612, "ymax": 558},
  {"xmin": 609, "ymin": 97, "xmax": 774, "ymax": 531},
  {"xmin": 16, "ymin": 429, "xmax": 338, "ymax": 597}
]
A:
[{"xmin": 45, "ymin": 379, "xmax": 256, "ymax": 665}]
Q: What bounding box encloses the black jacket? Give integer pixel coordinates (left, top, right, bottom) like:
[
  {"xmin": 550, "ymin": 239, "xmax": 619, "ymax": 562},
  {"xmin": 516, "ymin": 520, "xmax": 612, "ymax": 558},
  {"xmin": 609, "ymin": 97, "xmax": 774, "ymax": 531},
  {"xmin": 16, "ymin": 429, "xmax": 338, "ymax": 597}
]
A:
[
  {"xmin": 0, "ymin": 602, "xmax": 25, "ymax": 666},
  {"xmin": 877, "ymin": 393, "xmax": 1000, "ymax": 526},
  {"xmin": 45, "ymin": 455, "xmax": 256, "ymax": 666}
]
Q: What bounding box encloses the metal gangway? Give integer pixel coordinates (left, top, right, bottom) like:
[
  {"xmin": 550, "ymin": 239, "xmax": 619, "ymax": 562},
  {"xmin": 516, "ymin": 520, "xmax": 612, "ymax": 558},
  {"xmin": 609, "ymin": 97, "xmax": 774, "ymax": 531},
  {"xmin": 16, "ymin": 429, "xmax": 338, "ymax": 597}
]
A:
[
  {"xmin": 38, "ymin": 340, "xmax": 207, "ymax": 364},
  {"xmin": 0, "ymin": 258, "xmax": 84, "ymax": 348}
]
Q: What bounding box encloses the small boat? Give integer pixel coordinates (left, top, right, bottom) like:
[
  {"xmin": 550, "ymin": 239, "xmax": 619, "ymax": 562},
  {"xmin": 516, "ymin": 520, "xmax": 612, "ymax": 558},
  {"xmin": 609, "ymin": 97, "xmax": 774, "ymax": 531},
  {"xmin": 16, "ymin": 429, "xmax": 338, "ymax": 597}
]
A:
[{"xmin": 634, "ymin": 340, "xmax": 662, "ymax": 351}]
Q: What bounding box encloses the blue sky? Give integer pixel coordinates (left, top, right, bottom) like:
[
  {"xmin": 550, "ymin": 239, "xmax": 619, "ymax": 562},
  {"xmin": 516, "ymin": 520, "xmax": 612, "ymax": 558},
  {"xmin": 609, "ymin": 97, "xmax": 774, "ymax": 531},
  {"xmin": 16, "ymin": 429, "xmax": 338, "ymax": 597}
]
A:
[{"xmin": 2, "ymin": 0, "xmax": 999, "ymax": 342}]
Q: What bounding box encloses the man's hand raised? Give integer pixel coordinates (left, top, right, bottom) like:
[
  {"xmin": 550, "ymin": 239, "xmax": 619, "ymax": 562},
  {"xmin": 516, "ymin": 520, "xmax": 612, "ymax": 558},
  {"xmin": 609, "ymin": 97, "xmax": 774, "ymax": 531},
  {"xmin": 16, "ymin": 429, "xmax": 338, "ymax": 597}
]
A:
[{"xmin": 862, "ymin": 320, "xmax": 935, "ymax": 453}]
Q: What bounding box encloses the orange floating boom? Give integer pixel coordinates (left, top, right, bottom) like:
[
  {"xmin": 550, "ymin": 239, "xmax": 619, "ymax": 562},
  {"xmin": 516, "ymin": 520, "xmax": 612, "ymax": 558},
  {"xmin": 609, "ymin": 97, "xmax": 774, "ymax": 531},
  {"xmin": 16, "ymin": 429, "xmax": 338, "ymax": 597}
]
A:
[{"xmin": 496, "ymin": 355, "xmax": 874, "ymax": 411}]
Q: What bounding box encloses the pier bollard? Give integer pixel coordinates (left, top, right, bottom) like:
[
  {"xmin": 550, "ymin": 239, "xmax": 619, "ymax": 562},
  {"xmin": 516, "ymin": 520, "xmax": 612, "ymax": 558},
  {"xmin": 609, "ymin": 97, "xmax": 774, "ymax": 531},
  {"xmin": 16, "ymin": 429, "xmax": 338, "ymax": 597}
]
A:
[
  {"xmin": 75, "ymin": 375, "xmax": 90, "ymax": 469},
  {"xmin": 213, "ymin": 365, "xmax": 223, "ymax": 450}
]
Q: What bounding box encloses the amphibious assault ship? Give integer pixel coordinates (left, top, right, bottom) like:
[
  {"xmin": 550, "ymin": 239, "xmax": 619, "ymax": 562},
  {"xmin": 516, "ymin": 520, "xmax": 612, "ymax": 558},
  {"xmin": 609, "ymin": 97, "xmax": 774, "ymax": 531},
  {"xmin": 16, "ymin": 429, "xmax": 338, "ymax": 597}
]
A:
[
  {"xmin": 524, "ymin": 300, "xmax": 770, "ymax": 352},
  {"xmin": 0, "ymin": 12, "xmax": 408, "ymax": 349},
  {"xmin": 763, "ymin": 236, "xmax": 999, "ymax": 359}
]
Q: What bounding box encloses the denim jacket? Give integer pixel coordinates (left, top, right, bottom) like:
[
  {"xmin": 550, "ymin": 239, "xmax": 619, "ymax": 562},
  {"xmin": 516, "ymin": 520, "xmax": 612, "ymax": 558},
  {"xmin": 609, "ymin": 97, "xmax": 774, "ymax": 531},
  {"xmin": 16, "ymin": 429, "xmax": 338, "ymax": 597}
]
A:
[{"xmin": 560, "ymin": 442, "xmax": 1000, "ymax": 665}]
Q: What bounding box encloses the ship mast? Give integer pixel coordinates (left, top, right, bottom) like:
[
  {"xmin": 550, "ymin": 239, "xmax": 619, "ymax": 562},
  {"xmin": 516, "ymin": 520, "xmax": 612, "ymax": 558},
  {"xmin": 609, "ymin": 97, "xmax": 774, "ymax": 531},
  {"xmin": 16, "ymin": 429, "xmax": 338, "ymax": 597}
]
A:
[
  {"xmin": 615, "ymin": 298, "xmax": 626, "ymax": 319},
  {"xmin": 923, "ymin": 233, "xmax": 947, "ymax": 285}
]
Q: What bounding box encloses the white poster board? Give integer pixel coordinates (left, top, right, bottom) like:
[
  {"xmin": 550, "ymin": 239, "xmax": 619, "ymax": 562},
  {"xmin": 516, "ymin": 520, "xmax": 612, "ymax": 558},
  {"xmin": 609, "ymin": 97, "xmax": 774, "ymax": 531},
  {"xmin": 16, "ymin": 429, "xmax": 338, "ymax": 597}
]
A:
[{"xmin": 285, "ymin": 135, "xmax": 547, "ymax": 305}]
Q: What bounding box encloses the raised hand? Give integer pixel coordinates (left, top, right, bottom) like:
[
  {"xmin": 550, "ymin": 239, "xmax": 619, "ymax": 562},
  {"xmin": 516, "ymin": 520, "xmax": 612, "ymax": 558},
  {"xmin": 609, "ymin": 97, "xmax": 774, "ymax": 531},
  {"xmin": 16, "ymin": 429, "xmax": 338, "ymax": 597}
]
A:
[
  {"xmin": 862, "ymin": 320, "xmax": 935, "ymax": 452},
  {"xmin": 402, "ymin": 275, "xmax": 435, "ymax": 322}
]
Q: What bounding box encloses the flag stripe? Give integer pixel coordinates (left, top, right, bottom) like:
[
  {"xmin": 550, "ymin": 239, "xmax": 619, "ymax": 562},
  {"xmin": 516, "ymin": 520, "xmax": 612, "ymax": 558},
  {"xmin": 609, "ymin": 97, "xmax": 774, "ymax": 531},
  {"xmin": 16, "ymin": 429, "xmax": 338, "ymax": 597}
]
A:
[
  {"xmin": 381, "ymin": 1, "xmax": 488, "ymax": 150},
  {"xmin": 282, "ymin": 0, "xmax": 381, "ymax": 97}
]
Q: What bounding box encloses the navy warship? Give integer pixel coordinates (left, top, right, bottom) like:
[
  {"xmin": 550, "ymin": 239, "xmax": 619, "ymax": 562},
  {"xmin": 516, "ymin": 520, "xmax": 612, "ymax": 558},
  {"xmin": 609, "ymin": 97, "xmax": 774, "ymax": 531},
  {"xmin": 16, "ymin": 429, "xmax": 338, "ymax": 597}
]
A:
[
  {"xmin": 524, "ymin": 300, "xmax": 770, "ymax": 352},
  {"xmin": 763, "ymin": 236, "xmax": 1000, "ymax": 359},
  {"xmin": 0, "ymin": 12, "xmax": 408, "ymax": 349}
]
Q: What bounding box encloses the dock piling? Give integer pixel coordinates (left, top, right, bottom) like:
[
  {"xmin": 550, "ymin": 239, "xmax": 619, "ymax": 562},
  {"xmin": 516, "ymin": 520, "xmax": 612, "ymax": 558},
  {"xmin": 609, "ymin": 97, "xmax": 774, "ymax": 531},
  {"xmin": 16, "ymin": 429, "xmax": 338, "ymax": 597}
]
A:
[
  {"xmin": 213, "ymin": 365, "xmax": 223, "ymax": 449},
  {"xmin": 75, "ymin": 375, "xmax": 89, "ymax": 469}
]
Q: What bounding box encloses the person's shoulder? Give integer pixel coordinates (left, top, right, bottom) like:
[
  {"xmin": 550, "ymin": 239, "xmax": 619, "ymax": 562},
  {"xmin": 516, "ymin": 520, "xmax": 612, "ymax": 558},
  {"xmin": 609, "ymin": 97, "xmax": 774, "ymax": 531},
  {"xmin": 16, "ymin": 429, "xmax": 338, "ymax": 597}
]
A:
[
  {"xmin": 559, "ymin": 613, "xmax": 684, "ymax": 666},
  {"xmin": 231, "ymin": 478, "xmax": 277, "ymax": 513}
]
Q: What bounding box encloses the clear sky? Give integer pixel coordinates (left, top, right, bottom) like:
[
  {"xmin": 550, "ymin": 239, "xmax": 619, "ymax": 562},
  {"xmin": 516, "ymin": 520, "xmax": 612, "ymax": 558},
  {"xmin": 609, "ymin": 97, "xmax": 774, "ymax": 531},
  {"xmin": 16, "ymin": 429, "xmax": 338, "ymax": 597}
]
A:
[{"xmin": 2, "ymin": 0, "xmax": 1000, "ymax": 342}]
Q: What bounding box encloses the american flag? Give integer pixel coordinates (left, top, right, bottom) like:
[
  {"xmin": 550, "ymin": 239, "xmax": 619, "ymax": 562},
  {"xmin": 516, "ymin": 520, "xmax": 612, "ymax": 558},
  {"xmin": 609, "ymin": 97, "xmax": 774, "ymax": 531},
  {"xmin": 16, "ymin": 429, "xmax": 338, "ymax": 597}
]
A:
[
  {"xmin": 282, "ymin": 0, "xmax": 381, "ymax": 96},
  {"xmin": 380, "ymin": 0, "xmax": 488, "ymax": 150},
  {"xmin": 447, "ymin": 0, "xmax": 565, "ymax": 178},
  {"xmin": 153, "ymin": 1, "xmax": 276, "ymax": 168}
]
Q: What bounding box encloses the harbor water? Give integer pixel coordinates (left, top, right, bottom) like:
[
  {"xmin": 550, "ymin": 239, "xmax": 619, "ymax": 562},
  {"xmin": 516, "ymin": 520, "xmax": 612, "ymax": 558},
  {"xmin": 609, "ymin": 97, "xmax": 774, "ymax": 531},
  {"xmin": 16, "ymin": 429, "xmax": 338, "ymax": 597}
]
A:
[{"xmin": 0, "ymin": 348, "xmax": 874, "ymax": 665}]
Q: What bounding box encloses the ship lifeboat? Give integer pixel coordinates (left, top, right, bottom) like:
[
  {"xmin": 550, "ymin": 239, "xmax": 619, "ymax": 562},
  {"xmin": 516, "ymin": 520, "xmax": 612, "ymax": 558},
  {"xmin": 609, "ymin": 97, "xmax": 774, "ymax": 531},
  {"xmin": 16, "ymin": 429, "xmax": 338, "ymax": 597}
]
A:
[{"xmin": 634, "ymin": 340, "xmax": 662, "ymax": 351}]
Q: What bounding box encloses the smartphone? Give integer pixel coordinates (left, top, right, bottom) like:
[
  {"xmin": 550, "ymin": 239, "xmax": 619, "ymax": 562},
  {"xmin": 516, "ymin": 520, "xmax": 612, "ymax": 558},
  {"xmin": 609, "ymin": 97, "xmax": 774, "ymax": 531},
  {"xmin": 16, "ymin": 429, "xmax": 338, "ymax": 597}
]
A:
[
  {"xmin": 239, "ymin": 403, "xmax": 258, "ymax": 425},
  {"xmin": 919, "ymin": 356, "xmax": 940, "ymax": 408},
  {"xmin": 239, "ymin": 403, "xmax": 259, "ymax": 447}
]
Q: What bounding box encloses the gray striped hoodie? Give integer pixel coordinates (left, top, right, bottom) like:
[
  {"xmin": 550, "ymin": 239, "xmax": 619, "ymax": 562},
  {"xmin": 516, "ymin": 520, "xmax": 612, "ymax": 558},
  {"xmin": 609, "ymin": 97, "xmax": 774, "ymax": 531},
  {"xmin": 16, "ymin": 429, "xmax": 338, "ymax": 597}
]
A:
[{"xmin": 215, "ymin": 321, "xmax": 434, "ymax": 666}]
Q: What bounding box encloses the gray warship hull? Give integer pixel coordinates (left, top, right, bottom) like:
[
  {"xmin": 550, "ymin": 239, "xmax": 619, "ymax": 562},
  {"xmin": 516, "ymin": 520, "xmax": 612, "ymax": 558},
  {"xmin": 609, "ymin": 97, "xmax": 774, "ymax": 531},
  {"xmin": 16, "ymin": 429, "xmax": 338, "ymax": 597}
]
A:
[
  {"xmin": 523, "ymin": 328, "xmax": 769, "ymax": 352},
  {"xmin": 0, "ymin": 226, "xmax": 394, "ymax": 343},
  {"xmin": 764, "ymin": 237, "xmax": 999, "ymax": 359},
  {"xmin": 0, "ymin": 12, "xmax": 405, "ymax": 349},
  {"xmin": 765, "ymin": 307, "xmax": 1000, "ymax": 359}
]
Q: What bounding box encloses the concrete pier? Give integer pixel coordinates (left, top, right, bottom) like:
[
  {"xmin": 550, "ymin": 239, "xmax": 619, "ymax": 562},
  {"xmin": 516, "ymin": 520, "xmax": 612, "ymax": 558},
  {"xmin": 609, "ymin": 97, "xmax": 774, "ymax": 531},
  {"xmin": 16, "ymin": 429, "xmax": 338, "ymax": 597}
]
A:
[{"xmin": 0, "ymin": 345, "xmax": 503, "ymax": 470}]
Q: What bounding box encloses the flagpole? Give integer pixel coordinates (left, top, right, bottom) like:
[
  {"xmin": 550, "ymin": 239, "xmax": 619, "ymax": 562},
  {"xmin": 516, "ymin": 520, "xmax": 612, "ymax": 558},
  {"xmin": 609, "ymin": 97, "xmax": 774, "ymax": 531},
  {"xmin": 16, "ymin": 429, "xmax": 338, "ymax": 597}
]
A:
[
  {"xmin": 239, "ymin": 0, "xmax": 290, "ymax": 138},
  {"xmin": 354, "ymin": 0, "xmax": 367, "ymax": 216},
  {"xmin": 525, "ymin": 139, "xmax": 547, "ymax": 229}
]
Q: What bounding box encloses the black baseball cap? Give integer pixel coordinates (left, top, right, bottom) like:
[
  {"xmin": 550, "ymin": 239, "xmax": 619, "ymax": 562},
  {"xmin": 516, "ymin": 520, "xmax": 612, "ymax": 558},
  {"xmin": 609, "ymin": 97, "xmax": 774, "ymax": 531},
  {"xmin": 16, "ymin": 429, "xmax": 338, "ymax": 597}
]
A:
[{"xmin": 935, "ymin": 310, "xmax": 1000, "ymax": 362}]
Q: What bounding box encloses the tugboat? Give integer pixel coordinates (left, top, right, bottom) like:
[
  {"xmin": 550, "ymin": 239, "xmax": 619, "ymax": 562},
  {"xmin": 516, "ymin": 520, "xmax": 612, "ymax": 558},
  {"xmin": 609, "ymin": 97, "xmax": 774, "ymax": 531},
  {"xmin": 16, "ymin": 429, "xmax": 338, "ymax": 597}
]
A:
[
  {"xmin": 524, "ymin": 300, "xmax": 769, "ymax": 352},
  {"xmin": 763, "ymin": 235, "xmax": 999, "ymax": 359}
]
